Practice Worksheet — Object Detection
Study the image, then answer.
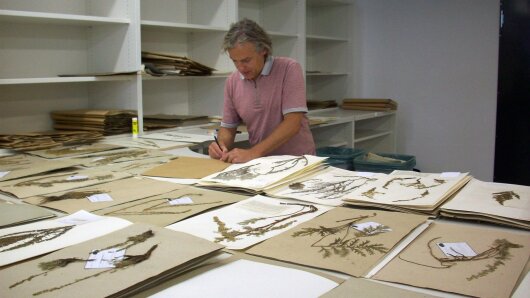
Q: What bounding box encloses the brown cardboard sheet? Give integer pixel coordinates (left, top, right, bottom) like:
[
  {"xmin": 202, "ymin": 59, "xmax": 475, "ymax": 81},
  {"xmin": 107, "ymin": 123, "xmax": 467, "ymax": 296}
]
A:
[
  {"xmin": 0, "ymin": 201, "xmax": 56, "ymax": 228},
  {"xmin": 142, "ymin": 156, "xmax": 231, "ymax": 179}
]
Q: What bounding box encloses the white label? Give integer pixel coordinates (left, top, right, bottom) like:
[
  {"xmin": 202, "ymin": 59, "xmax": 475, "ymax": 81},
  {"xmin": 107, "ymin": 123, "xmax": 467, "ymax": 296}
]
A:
[
  {"xmin": 168, "ymin": 197, "xmax": 194, "ymax": 205},
  {"xmin": 441, "ymin": 172, "xmax": 461, "ymax": 178},
  {"xmin": 352, "ymin": 221, "xmax": 392, "ymax": 234},
  {"xmin": 0, "ymin": 171, "xmax": 10, "ymax": 178},
  {"xmin": 87, "ymin": 193, "xmax": 113, "ymax": 203},
  {"xmin": 92, "ymin": 157, "xmax": 106, "ymax": 162},
  {"xmin": 437, "ymin": 242, "xmax": 477, "ymax": 257},
  {"xmin": 66, "ymin": 175, "xmax": 88, "ymax": 181},
  {"xmin": 85, "ymin": 248, "xmax": 125, "ymax": 269},
  {"xmin": 57, "ymin": 210, "xmax": 104, "ymax": 225}
]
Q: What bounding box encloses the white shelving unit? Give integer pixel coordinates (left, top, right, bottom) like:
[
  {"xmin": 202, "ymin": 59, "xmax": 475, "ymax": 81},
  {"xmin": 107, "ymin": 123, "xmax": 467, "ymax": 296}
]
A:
[{"xmin": 0, "ymin": 0, "xmax": 395, "ymax": 153}]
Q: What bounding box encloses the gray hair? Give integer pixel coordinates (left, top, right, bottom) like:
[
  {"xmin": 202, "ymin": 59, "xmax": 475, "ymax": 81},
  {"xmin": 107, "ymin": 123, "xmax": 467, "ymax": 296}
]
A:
[{"xmin": 222, "ymin": 18, "xmax": 272, "ymax": 55}]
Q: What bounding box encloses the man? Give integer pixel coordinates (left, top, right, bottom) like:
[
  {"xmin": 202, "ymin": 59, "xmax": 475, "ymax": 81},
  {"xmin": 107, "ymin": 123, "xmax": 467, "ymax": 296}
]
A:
[{"xmin": 208, "ymin": 18, "xmax": 315, "ymax": 163}]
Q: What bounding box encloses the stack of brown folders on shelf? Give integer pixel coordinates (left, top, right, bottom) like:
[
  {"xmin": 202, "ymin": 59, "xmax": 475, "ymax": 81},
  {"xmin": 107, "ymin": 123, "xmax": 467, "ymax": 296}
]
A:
[
  {"xmin": 51, "ymin": 109, "xmax": 137, "ymax": 135},
  {"xmin": 341, "ymin": 98, "xmax": 398, "ymax": 111},
  {"xmin": 142, "ymin": 51, "xmax": 215, "ymax": 76},
  {"xmin": 143, "ymin": 114, "xmax": 210, "ymax": 130},
  {"xmin": 307, "ymin": 100, "xmax": 338, "ymax": 110},
  {"xmin": 0, "ymin": 131, "xmax": 103, "ymax": 151}
]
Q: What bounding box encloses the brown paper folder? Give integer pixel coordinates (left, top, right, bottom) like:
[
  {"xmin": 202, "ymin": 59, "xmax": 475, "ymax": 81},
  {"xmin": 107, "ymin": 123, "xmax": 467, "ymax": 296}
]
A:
[{"xmin": 142, "ymin": 156, "xmax": 231, "ymax": 179}]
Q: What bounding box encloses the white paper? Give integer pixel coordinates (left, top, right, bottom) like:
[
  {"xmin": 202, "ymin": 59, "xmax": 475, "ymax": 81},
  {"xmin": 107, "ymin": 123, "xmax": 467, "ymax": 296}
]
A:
[
  {"xmin": 352, "ymin": 221, "xmax": 392, "ymax": 234},
  {"xmin": 441, "ymin": 172, "xmax": 461, "ymax": 178},
  {"xmin": 166, "ymin": 195, "xmax": 331, "ymax": 250},
  {"xmin": 168, "ymin": 197, "xmax": 194, "ymax": 205},
  {"xmin": 92, "ymin": 157, "xmax": 106, "ymax": 162},
  {"xmin": 148, "ymin": 259, "xmax": 338, "ymax": 298},
  {"xmin": 87, "ymin": 193, "xmax": 113, "ymax": 202},
  {"xmin": 85, "ymin": 248, "xmax": 125, "ymax": 269},
  {"xmin": 0, "ymin": 171, "xmax": 9, "ymax": 178},
  {"xmin": 66, "ymin": 175, "xmax": 89, "ymax": 181},
  {"xmin": 436, "ymin": 242, "xmax": 476, "ymax": 257},
  {"xmin": 56, "ymin": 210, "xmax": 104, "ymax": 225}
]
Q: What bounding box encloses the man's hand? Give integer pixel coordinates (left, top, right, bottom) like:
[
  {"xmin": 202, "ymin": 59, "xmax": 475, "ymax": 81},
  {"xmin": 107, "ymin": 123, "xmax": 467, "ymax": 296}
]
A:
[
  {"xmin": 220, "ymin": 148, "xmax": 259, "ymax": 164},
  {"xmin": 208, "ymin": 141, "xmax": 228, "ymax": 159}
]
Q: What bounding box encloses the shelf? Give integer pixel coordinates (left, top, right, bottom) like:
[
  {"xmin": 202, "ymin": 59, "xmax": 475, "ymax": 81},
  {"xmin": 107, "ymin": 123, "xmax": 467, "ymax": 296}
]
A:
[
  {"xmin": 0, "ymin": 76, "xmax": 136, "ymax": 85},
  {"xmin": 354, "ymin": 130, "xmax": 393, "ymax": 143},
  {"xmin": 140, "ymin": 20, "xmax": 228, "ymax": 33},
  {"xmin": 306, "ymin": 34, "xmax": 348, "ymax": 42},
  {"xmin": 141, "ymin": 73, "xmax": 231, "ymax": 81},
  {"xmin": 0, "ymin": 9, "xmax": 130, "ymax": 26}
]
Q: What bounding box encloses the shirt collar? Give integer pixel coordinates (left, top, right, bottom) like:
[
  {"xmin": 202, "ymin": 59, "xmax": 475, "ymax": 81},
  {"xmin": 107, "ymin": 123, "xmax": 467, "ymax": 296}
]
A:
[{"xmin": 239, "ymin": 56, "xmax": 274, "ymax": 80}]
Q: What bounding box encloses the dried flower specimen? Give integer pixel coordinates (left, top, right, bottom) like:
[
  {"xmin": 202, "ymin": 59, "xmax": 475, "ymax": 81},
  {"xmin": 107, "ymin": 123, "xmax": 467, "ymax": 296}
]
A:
[
  {"xmin": 398, "ymin": 237, "xmax": 524, "ymax": 281},
  {"xmin": 492, "ymin": 191, "xmax": 520, "ymax": 206},
  {"xmin": 292, "ymin": 214, "xmax": 389, "ymax": 258}
]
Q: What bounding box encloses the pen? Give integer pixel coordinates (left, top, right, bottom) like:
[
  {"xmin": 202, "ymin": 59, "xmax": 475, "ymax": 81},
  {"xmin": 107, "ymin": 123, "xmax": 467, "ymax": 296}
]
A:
[{"xmin": 214, "ymin": 135, "xmax": 221, "ymax": 148}]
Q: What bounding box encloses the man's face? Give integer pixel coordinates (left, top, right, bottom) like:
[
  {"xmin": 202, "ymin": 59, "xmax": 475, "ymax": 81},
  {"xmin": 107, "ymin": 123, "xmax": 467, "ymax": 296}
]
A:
[{"xmin": 228, "ymin": 42, "xmax": 266, "ymax": 80}]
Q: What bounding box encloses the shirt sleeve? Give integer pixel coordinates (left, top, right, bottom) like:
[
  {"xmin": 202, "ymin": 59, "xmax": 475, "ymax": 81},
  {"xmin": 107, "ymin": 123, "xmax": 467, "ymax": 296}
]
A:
[
  {"xmin": 281, "ymin": 60, "xmax": 308, "ymax": 115},
  {"xmin": 221, "ymin": 75, "xmax": 241, "ymax": 128}
]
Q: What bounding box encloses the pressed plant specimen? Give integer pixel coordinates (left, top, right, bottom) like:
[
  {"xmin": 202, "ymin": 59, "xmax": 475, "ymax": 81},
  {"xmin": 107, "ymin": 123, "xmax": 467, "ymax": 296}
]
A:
[
  {"xmin": 285, "ymin": 175, "xmax": 377, "ymax": 200},
  {"xmin": 213, "ymin": 202, "xmax": 317, "ymax": 243},
  {"xmin": 0, "ymin": 226, "xmax": 74, "ymax": 253},
  {"xmin": 15, "ymin": 173, "xmax": 113, "ymax": 188},
  {"xmin": 398, "ymin": 237, "xmax": 524, "ymax": 281},
  {"xmin": 104, "ymin": 193, "xmax": 222, "ymax": 216},
  {"xmin": 291, "ymin": 214, "xmax": 389, "ymax": 258},
  {"xmin": 10, "ymin": 230, "xmax": 157, "ymax": 296},
  {"xmin": 79, "ymin": 149, "xmax": 149, "ymax": 165},
  {"xmin": 492, "ymin": 191, "xmax": 520, "ymax": 206},
  {"xmin": 39, "ymin": 190, "xmax": 106, "ymax": 204},
  {"xmin": 213, "ymin": 156, "xmax": 309, "ymax": 181}
]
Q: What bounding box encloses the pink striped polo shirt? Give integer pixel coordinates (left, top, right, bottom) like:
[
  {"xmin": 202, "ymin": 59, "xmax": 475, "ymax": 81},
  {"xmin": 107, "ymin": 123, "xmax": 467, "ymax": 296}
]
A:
[{"xmin": 221, "ymin": 56, "xmax": 316, "ymax": 156}]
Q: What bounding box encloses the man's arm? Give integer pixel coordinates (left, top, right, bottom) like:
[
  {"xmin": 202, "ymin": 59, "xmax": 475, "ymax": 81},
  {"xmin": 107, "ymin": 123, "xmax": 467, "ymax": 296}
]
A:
[
  {"xmin": 222, "ymin": 112, "xmax": 304, "ymax": 163},
  {"xmin": 208, "ymin": 126, "xmax": 237, "ymax": 159}
]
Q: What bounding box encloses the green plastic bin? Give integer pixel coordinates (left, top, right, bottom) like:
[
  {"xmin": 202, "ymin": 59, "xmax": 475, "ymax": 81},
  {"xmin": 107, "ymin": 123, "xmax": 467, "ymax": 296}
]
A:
[
  {"xmin": 316, "ymin": 147, "xmax": 365, "ymax": 170},
  {"xmin": 353, "ymin": 152, "xmax": 416, "ymax": 173}
]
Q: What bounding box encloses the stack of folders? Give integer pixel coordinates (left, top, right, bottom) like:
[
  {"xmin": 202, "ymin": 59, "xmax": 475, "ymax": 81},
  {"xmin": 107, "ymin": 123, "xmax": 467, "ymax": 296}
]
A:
[
  {"xmin": 307, "ymin": 99, "xmax": 338, "ymax": 110},
  {"xmin": 0, "ymin": 131, "xmax": 103, "ymax": 151},
  {"xmin": 51, "ymin": 109, "xmax": 137, "ymax": 135},
  {"xmin": 142, "ymin": 51, "xmax": 216, "ymax": 76},
  {"xmin": 341, "ymin": 98, "xmax": 398, "ymax": 111},
  {"xmin": 440, "ymin": 178, "xmax": 530, "ymax": 230},
  {"xmin": 143, "ymin": 114, "xmax": 210, "ymax": 130}
]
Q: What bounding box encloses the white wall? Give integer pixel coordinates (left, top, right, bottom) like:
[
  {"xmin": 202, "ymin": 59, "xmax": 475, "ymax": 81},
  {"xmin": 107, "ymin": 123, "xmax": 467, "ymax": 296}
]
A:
[{"xmin": 349, "ymin": 0, "xmax": 499, "ymax": 181}]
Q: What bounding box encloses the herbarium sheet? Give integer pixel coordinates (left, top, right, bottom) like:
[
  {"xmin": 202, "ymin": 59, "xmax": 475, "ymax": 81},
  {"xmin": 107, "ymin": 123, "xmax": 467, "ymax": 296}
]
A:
[
  {"xmin": 0, "ymin": 201, "xmax": 56, "ymax": 228},
  {"xmin": 0, "ymin": 168, "xmax": 132, "ymax": 199},
  {"xmin": 0, "ymin": 223, "xmax": 223, "ymax": 297},
  {"xmin": 95, "ymin": 186, "xmax": 248, "ymax": 226},
  {"xmin": 247, "ymin": 206, "xmax": 428, "ymax": 277},
  {"xmin": 342, "ymin": 171, "xmax": 471, "ymax": 214},
  {"xmin": 440, "ymin": 178, "xmax": 530, "ymax": 229},
  {"xmin": 373, "ymin": 221, "xmax": 530, "ymax": 298},
  {"xmin": 198, "ymin": 155, "xmax": 327, "ymax": 192},
  {"xmin": 27, "ymin": 143, "xmax": 124, "ymax": 159},
  {"xmin": 100, "ymin": 136, "xmax": 193, "ymax": 150},
  {"xmin": 0, "ymin": 154, "xmax": 79, "ymax": 182},
  {"xmin": 23, "ymin": 177, "xmax": 184, "ymax": 214},
  {"xmin": 69, "ymin": 148, "xmax": 171, "ymax": 167},
  {"xmin": 166, "ymin": 195, "xmax": 331, "ymax": 250},
  {"xmin": 0, "ymin": 210, "xmax": 131, "ymax": 267}
]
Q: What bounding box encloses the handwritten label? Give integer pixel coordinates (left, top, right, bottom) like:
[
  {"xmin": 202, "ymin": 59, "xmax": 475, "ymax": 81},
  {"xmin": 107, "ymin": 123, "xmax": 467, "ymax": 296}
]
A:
[
  {"xmin": 437, "ymin": 242, "xmax": 477, "ymax": 257},
  {"xmin": 0, "ymin": 171, "xmax": 10, "ymax": 178},
  {"xmin": 66, "ymin": 175, "xmax": 88, "ymax": 181},
  {"xmin": 352, "ymin": 221, "xmax": 392, "ymax": 234},
  {"xmin": 85, "ymin": 248, "xmax": 125, "ymax": 269},
  {"xmin": 168, "ymin": 197, "xmax": 194, "ymax": 205},
  {"xmin": 87, "ymin": 193, "xmax": 113, "ymax": 203}
]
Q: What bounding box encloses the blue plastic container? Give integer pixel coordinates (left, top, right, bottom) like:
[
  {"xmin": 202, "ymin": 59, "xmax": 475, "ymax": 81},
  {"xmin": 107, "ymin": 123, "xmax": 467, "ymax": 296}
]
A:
[{"xmin": 316, "ymin": 147, "xmax": 365, "ymax": 170}]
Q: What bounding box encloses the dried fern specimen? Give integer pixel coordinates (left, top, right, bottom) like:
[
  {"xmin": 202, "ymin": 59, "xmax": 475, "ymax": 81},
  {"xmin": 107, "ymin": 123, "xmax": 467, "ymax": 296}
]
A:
[
  {"xmin": 398, "ymin": 237, "xmax": 524, "ymax": 281},
  {"xmin": 292, "ymin": 214, "xmax": 389, "ymax": 258},
  {"xmin": 492, "ymin": 191, "xmax": 520, "ymax": 206},
  {"xmin": 0, "ymin": 225, "xmax": 74, "ymax": 253},
  {"xmin": 213, "ymin": 202, "xmax": 318, "ymax": 243}
]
